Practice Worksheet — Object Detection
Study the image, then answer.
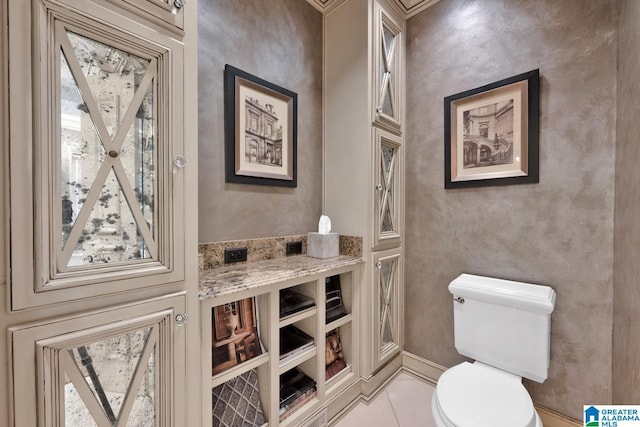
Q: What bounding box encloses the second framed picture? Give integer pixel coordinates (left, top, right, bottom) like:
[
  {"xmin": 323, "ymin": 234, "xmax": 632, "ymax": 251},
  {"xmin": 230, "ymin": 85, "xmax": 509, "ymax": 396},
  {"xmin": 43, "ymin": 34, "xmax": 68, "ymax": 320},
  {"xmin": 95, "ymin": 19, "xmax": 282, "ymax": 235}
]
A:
[
  {"xmin": 224, "ymin": 64, "xmax": 297, "ymax": 187},
  {"xmin": 444, "ymin": 69, "xmax": 539, "ymax": 189}
]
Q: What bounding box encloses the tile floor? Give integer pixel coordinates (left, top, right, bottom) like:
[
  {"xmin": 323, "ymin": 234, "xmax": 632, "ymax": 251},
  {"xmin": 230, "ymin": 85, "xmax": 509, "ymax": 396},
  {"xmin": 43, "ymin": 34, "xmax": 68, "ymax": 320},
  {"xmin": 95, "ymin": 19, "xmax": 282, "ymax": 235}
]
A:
[{"xmin": 334, "ymin": 371, "xmax": 438, "ymax": 427}]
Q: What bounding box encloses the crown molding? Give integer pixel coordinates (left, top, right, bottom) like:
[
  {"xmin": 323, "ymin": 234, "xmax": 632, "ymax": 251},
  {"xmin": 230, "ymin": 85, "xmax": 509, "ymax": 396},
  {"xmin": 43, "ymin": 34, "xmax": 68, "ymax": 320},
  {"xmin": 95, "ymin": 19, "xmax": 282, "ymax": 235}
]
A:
[
  {"xmin": 395, "ymin": 0, "xmax": 442, "ymax": 18},
  {"xmin": 306, "ymin": 0, "xmax": 441, "ymax": 18},
  {"xmin": 306, "ymin": 0, "xmax": 347, "ymax": 14}
]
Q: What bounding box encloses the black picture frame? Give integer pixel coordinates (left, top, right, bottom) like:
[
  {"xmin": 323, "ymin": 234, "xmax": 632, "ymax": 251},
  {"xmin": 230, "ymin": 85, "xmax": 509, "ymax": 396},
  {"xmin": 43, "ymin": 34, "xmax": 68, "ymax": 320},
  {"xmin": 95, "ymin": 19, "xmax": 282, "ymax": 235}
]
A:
[
  {"xmin": 444, "ymin": 69, "xmax": 539, "ymax": 189},
  {"xmin": 224, "ymin": 64, "xmax": 297, "ymax": 187}
]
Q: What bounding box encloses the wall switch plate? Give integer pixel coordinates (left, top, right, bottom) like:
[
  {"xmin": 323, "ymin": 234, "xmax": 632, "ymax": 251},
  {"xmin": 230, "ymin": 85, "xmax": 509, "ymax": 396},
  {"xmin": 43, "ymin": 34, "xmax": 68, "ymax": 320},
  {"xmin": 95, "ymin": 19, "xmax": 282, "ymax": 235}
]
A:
[
  {"xmin": 286, "ymin": 241, "xmax": 303, "ymax": 255},
  {"xmin": 224, "ymin": 247, "xmax": 247, "ymax": 263}
]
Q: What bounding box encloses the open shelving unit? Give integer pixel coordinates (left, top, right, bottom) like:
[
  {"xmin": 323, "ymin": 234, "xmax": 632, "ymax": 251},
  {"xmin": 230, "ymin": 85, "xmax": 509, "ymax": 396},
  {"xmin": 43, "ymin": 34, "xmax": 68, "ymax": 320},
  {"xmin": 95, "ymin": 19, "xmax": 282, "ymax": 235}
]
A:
[{"xmin": 200, "ymin": 256, "xmax": 362, "ymax": 427}]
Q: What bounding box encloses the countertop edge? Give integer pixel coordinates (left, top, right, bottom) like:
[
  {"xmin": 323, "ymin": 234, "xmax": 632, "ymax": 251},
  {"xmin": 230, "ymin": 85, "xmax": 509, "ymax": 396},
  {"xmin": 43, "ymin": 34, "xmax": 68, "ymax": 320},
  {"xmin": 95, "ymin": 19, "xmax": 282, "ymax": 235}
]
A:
[{"xmin": 198, "ymin": 255, "xmax": 363, "ymax": 301}]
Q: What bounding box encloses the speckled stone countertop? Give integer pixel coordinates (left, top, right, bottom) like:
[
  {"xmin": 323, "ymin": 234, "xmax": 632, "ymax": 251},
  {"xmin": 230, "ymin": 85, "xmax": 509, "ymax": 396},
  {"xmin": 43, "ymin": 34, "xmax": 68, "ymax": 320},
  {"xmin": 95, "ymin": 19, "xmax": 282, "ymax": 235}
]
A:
[{"xmin": 198, "ymin": 255, "xmax": 362, "ymax": 300}]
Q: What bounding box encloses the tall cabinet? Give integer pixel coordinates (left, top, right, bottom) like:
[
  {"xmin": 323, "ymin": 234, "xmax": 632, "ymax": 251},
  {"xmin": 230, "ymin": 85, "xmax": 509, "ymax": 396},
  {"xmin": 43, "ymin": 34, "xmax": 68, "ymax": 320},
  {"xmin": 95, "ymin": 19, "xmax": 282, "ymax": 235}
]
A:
[
  {"xmin": 2, "ymin": 0, "xmax": 199, "ymax": 425},
  {"xmin": 324, "ymin": 0, "xmax": 405, "ymax": 377}
]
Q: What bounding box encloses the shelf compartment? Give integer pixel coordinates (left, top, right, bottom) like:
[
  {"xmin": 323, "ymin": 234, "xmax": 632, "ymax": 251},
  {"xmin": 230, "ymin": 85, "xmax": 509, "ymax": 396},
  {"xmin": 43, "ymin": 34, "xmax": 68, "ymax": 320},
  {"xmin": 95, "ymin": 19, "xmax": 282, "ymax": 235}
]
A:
[
  {"xmin": 212, "ymin": 352, "xmax": 269, "ymax": 388},
  {"xmin": 279, "ymin": 282, "xmax": 317, "ymax": 320},
  {"xmin": 325, "ymin": 324, "xmax": 351, "ymax": 383},
  {"xmin": 279, "ymin": 366, "xmax": 318, "ymax": 423}
]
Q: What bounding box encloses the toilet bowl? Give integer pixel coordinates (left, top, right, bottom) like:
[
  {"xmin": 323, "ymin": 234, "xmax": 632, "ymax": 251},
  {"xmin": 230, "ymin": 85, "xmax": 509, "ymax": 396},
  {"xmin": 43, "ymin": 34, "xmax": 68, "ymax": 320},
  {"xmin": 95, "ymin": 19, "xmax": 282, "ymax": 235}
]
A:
[
  {"xmin": 431, "ymin": 362, "xmax": 541, "ymax": 427},
  {"xmin": 432, "ymin": 274, "xmax": 556, "ymax": 427}
]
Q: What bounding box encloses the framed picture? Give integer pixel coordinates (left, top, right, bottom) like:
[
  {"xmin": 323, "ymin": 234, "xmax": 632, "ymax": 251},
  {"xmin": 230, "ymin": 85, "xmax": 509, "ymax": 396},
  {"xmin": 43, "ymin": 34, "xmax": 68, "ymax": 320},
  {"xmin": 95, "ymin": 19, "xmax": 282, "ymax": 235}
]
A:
[
  {"xmin": 444, "ymin": 69, "xmax": 539, "ymax": 189},
  {"xmin": 224, "ymin": 64, "xmax": 297, "ymax": 187}
]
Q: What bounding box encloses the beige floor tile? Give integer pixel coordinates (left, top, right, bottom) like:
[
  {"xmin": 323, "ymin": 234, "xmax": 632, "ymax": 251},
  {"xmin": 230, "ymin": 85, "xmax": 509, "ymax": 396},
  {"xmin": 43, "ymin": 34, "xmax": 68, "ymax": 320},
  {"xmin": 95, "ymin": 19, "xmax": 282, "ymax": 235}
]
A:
[
  {"xmin": 333, "ymin": 371, "xmax": 438, "ymax": 427},
  {"xmin": 385, "ymin": 377, "xmax": 437, "ymax": 427},
  {"xmin": 334, "ymin": 392, "xmax": 400, "ymax": 427}
]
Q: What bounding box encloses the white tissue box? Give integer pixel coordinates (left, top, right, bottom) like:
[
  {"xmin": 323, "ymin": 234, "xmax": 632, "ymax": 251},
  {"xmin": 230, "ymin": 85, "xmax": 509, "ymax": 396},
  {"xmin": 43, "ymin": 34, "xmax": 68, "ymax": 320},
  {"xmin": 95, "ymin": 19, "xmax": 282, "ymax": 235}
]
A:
[{"xmin": 307, "ymin": 232, "xmax": 339, "ymax": 259}]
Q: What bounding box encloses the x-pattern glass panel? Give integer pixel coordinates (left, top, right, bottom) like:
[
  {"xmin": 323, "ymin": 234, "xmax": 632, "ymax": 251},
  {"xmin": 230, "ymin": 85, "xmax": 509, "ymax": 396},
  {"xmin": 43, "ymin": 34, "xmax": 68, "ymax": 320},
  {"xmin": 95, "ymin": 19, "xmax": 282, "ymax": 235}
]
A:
[
  {"xmin": 57, "ymin": 25, "xmax": 158, "ymax": 269},
  {"xmin": 379, "ymin": 144, "xmax": 396, "ymax": 233},
  {"xmin": 379, "ymin": 22, "xmax": 396, "ymax": 118},
  {"xmin": 380, "ymin": 259, "xmax": 396, "ymax": 346},
  {"xmin": 61, "ymin": 327, "xmax": 157, "ymax": 426}
]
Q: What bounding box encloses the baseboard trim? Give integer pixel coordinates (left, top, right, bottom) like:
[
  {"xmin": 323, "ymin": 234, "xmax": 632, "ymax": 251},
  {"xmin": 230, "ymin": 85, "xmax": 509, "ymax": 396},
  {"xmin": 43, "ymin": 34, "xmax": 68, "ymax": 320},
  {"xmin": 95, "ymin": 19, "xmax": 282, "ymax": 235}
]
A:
[
  {"xmin": 401, "ymin": 351, "xmax": 581, "ymax": 427},
  {"xmin": 361, "ymin": 353, "xmax": 404, "ymax": 400}
]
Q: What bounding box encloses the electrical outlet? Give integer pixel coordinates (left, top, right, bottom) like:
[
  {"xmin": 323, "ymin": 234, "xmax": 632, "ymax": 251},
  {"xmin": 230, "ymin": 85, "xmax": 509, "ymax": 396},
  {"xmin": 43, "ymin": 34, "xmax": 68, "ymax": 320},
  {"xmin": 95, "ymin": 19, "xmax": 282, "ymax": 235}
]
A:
[
  {"xmin": 224, "ymin": 247, "xmax": 247, "ymax": 263},
  {"xmin": 286, "ymin": 241, "xmax": 303, "ymax": 255}
]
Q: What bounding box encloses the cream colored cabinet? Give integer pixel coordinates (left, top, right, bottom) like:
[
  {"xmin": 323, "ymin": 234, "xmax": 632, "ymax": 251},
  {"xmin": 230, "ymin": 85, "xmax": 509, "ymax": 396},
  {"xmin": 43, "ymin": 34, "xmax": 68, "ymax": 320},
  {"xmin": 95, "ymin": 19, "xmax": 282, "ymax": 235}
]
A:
[
  {"xmin": 373, "ymin": 248, "xmax": 403, "ymax": 366},
  {"xmin": 9, "ymin": 0, "xmax": 186, "ymax": 310},
  {"xmin": 373, "ymin": 128, "xmax": 403, "ymax": 250},
  {"xmin": 200, "ymin": 264, "xmax": 360, "ymax": 426},
  {"xmin": 4, "ymin": 0, "xmax": 198, "ymax": 425},
  {"xmin": 10, "ymin": 293, "xmax": 187, "ymax": 426},
  {"xmin": 373, "ymin": 1, "xmax": 404, "ymax": 134},
  {"xmin": 107, "ymin": 0, "xmax": 186, "ymax": 32},
  {"xmin": 324, "ymin": 0, "xmax": 405, "ymax": 377}
]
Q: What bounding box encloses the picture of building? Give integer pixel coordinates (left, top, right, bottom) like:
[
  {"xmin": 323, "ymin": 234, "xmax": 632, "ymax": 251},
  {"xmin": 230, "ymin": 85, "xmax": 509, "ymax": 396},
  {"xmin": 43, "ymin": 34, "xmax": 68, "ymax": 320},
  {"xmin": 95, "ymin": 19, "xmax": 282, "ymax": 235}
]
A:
[
  {"xmin": 462, "ymin": 100, "xmax": 514, "ymax": 168},
  {"xmin": 244, "ymin": 96, "xmax": 283, "ymax": 167}
]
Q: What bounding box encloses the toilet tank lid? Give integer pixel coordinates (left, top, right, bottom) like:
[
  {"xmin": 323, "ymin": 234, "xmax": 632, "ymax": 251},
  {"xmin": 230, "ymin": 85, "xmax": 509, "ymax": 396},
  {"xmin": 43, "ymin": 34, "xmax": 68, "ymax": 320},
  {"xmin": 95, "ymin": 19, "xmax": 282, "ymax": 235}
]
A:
[{"xmin": 449, "ymin": 274, "xmax": 556, "ymax": 314}]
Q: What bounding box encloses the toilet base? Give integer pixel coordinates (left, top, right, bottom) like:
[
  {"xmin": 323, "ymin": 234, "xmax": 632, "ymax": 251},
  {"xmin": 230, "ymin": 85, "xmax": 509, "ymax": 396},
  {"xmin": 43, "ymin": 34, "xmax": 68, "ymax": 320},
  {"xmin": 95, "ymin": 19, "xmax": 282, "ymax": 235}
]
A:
[{"xmin": 431, "ymin": 388, "xmax": 543, "ymax": 427}]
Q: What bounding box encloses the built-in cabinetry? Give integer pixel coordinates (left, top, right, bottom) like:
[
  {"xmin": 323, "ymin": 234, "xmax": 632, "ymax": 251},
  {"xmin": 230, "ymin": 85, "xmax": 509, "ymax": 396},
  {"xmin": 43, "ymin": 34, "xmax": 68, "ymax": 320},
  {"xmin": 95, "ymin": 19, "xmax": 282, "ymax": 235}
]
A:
[
  {"xmin": 324, "ymin": 0, "xmax": 406, "ymax": 376},
  {"xmin": 200, "ymin": 256, "xmax": 362, "ymax": 426},
  {"xmin": 106, "ymin": 0, "xmax": 186, "ymax": 32},
  {"xmin": 4, "ymin": 0, "xmax": 198, "ymax": 425}
]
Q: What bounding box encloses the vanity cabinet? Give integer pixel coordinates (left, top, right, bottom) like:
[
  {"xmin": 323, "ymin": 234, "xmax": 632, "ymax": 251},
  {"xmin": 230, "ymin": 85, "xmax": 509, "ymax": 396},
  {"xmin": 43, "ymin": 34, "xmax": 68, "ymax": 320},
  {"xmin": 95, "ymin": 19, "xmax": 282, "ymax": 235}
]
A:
[
  {"xmin": 324, "ymin": 0, "xmax": 406, "ymax": 376},
  {"xmin": 4, "ymin": 0, "xmax": 198, "ymax": 424},
  {"xmin": 199, "ymin": 257, "xmax": 362, "ymax": 427}
]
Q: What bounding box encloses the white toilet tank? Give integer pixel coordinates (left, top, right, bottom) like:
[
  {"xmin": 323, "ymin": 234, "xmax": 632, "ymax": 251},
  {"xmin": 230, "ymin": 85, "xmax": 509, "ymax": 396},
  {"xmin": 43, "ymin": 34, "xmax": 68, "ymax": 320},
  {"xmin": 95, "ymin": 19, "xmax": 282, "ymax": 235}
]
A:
[{"xmin": 449, "ymin": 274, "xmax": 556, "ymax": 383}]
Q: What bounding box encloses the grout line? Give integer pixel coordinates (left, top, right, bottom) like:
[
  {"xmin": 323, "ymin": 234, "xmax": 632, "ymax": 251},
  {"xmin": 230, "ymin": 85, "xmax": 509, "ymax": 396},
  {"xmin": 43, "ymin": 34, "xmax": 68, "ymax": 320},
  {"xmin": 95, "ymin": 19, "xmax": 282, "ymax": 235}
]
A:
[
  {"xmin": 384, "ymin": 382, "xmax": 407, "ymax": 427},
  {"xmin": 383, "ymin": 390, "xmax": 403, "ymax": 427}
]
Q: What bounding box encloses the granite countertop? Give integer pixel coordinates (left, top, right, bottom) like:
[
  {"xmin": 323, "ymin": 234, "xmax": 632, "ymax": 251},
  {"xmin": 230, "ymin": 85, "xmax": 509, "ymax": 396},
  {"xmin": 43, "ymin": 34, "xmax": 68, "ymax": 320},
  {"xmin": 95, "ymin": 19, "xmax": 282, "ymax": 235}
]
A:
[{"xmin": 198, "ymin": 255, "xmax": 363, "ymax": 300}]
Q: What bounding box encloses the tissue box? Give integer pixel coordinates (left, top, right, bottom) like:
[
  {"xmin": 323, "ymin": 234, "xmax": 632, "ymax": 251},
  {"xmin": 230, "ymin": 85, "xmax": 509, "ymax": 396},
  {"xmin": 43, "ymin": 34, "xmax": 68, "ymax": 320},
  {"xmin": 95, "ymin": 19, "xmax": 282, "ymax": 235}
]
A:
[{"xmin": 307, "ymin": 232, "xmax": 339, "ymax": 259}]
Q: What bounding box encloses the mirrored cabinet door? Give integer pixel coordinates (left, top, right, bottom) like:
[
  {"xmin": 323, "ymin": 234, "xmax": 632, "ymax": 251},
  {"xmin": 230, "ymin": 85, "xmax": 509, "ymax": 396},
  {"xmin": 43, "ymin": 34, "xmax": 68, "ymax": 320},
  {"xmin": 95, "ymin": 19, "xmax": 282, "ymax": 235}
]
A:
[
  {"xmin": 373, "ymin": 248, "xmax": 403, "ymax": 368},
  {"xmin": 11, "ymin": 293, "xmax": 186, "ymax": 427},
  {"xmin": 9, "ymin": 0, "xmax": 185, "ymax": 310},
  {"xmin": 373, "ymin": 129, "xmax": 402, "ymax": 250},
  {"xmin": 373, "ymin": 1, "xmax": 403, "ymax": 134}
]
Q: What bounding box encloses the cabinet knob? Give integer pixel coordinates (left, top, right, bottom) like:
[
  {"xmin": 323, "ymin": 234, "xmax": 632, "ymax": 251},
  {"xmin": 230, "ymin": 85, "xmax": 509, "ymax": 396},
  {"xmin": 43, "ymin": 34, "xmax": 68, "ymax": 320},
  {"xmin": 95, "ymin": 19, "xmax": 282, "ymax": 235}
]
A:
[
  {"xmin": 375, "ymin": 184, "xmax": 383, "ymax": 191},
  {"xmin": 376, "ymin": 262, "xmax": 382, "ymax": 269},
  {"xmin": 175, "ymin": 313, "xmax": 188, "ymax": 325},
  {"xmin": 174, "ymin": 0, "xmax": 185, "ymax": 9},
  {"xmin": 108, "ymin": 150, "xmax": 118, "ymax": 158},
  {"xmin": 376, "ymin": 107, "xmax": 382, "ymax": 114},
  {"xmin": 174, "ymin": 155, "xmax": 186, "ymax": 168}
]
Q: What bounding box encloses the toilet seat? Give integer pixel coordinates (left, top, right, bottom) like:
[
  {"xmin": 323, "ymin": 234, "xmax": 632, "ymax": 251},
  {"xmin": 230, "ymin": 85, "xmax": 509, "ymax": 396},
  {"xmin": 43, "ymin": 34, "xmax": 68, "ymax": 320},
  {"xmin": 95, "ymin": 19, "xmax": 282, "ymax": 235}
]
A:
[{"xmin": 432, "ymin": 362, "xmax": 539, "ymax": 427}]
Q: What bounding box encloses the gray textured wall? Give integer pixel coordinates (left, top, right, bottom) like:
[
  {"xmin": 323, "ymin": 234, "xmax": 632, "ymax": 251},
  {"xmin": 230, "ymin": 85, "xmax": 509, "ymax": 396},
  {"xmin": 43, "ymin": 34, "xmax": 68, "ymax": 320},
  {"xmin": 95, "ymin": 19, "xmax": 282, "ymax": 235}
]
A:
[
  {"xmin": 405, "ymin": 0, "xmax": 616, "ymax": 419},
  {"xmin": 198, "ymin": 0, "xmax": 323, "ymax": 243},
  {"xmin": 613, "ymin": 0, "xmax": 640, "ymax": 404}
]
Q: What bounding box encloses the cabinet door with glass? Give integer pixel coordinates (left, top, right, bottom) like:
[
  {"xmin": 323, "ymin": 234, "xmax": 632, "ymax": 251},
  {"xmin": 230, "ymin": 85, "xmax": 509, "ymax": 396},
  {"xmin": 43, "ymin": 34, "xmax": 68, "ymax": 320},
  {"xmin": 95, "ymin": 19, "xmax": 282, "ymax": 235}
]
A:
[
  {"xmin": 10, "ymin": 293, "xmax": 187, "ymax": 427},
  {"xmin": 8, "ymin": 0, "xmax": 185, "ymax": 310},
  {"xmin": 372, "ymin": 248, "xmax": 403, "ymax": 369},
  {"xmin": 372, "ymin": 0, "xmax": 404, "ymax": 134},
  {"xmin": 373, "ymin": 128, "xmax": 402, "ymax": 250}
]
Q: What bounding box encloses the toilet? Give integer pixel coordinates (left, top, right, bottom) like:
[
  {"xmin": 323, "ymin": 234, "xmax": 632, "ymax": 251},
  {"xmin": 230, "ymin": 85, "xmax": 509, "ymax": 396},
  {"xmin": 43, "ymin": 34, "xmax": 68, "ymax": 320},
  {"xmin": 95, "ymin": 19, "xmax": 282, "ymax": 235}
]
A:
[{"xmin": 432, "ymin": 274, "xmax": 556, "ymax": 427}]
